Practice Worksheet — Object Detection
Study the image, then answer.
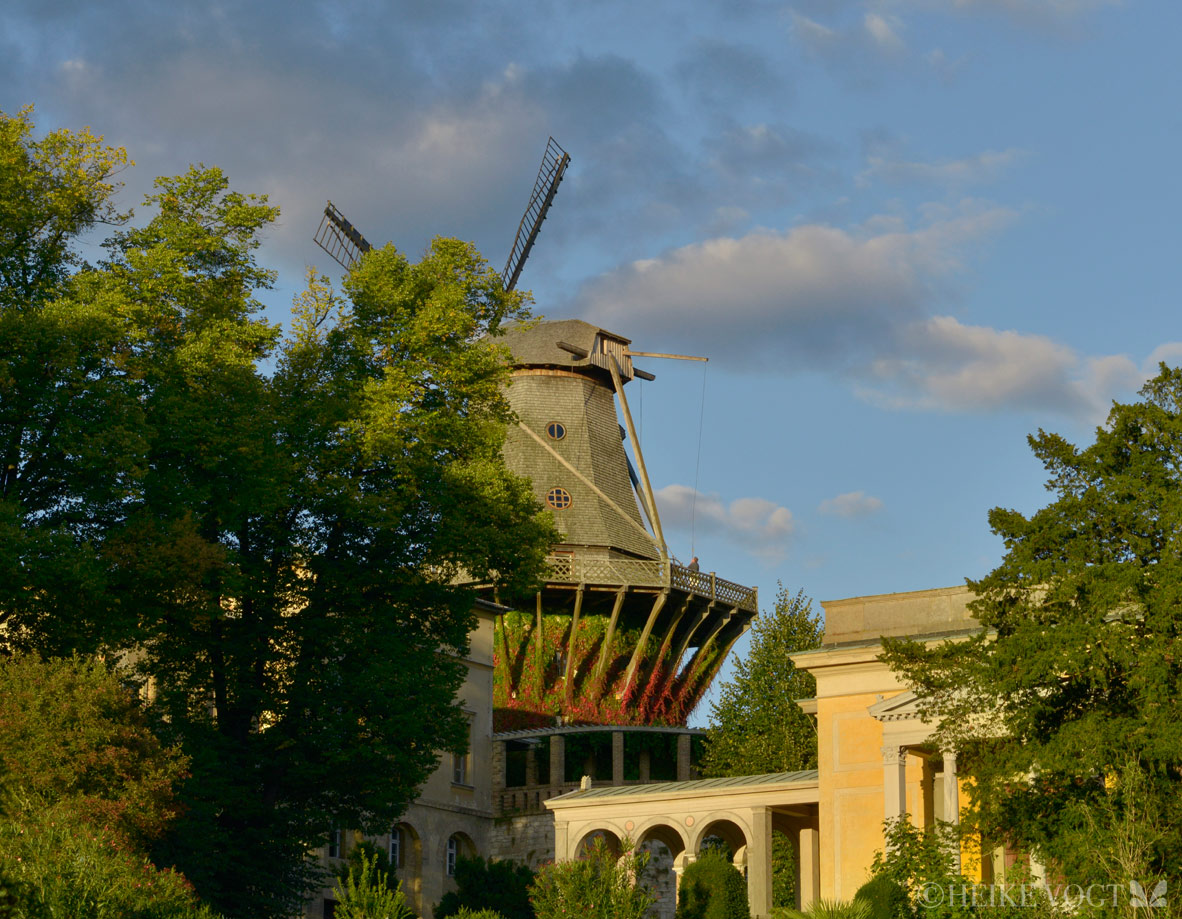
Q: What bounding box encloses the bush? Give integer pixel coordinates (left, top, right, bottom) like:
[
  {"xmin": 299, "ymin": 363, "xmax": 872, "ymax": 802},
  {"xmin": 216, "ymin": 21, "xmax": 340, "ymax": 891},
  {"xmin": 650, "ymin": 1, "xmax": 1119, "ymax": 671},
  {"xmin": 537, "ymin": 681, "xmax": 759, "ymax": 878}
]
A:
[
  {"xmin": 0, "ymin": 796, "xmax": 219, "ymax": 919},
  {"xmin": 855, "ymin": 877, "xmax": 910, "ymax": 919},
  {"xmin": 452, "ymin": 910, "xmax": 507, "ymax": 919},
  {"xmin": 675, "ymin": 849, "xmax": 750, "ymax": 919},
  {"xmin": 332, "ymin": 850, "xmax": 415, "ymax": 919},
  {"xmin": 529, "ymin": 837, "xmax": 653, "ymax": 919},
  {"xmin": 774, "ymin": 899, "xmax": 872, "ymax": 919},
  {"xmin": 436, "ymin": 855, "xmax": 534, "ymax": 919}
]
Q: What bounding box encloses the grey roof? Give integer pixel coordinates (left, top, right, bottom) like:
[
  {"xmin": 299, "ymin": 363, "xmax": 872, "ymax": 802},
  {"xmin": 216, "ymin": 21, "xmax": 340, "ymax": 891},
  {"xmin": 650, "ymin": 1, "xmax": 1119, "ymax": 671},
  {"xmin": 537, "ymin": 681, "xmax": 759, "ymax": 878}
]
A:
[
  {"xmin": 494, "ymin": 724, "xmax": 706, "ymax": 741},
  {"xmin": 499, "ymin": 319, "xmax": 628, "ymax": 369},
  {"xmin": 555, "ymin": 770, "xmax": 819, "ymax": 800}
]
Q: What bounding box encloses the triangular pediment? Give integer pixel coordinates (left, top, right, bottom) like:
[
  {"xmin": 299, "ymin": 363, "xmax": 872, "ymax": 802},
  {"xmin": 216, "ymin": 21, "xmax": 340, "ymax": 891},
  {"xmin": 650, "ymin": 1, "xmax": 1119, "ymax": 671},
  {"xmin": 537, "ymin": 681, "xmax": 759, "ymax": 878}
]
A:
[{"xmin": 868, "ymin": 690, "xmax": 922, "ymax": 721}]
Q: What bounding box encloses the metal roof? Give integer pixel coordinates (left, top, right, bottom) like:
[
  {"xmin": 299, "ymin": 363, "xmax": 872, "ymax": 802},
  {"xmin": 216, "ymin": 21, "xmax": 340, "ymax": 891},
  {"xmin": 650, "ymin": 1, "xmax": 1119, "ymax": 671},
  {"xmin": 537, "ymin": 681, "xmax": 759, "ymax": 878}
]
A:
[
  {"xmin": 494, "ymin": 724, "xmax": 707, "ymax": 741},
  {"xmin": 553, "ymin": 770, "xmax": 819, "ymax": 800}
]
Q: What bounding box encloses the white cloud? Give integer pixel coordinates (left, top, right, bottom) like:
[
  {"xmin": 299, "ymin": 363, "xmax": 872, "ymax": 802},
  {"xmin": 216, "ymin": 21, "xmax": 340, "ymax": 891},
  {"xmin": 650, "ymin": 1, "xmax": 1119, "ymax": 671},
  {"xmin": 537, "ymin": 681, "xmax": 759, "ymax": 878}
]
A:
[
  {"xmin": 819, "ymin": 491, "xmax": 884, "ymax": 517},
  {"xmin": 578, "ymin": 206, "xmax": 1182, "ymax": 420},
  {"xmin": 859, "ymin": 148, "xmax": 1026, "ymax": 187},
  {"xmin": 859, "ymin": 316, "xmax": 1182, "ymax": 419},
  {"xmin": 576, "ymin": 205, "xmax": 1016, "ymax": 371},
  {"xmin": 791, "ymin": 11, "xmax": 908, "ymax": 84},
  {"xmin": 655, "ymin": 484, "xmax": 795, "ymax": 563}
]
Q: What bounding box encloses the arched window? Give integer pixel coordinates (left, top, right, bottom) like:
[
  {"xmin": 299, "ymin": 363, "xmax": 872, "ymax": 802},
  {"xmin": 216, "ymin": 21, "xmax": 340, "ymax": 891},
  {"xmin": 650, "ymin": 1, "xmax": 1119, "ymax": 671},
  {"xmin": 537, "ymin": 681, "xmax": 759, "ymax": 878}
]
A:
[
  {"xmin": 389, "ymin": 825, "xmax": 403, "ymax": 869},
  {"xmin": 446, "ymin": 835, "xmax": 459, "ymax": 876}
]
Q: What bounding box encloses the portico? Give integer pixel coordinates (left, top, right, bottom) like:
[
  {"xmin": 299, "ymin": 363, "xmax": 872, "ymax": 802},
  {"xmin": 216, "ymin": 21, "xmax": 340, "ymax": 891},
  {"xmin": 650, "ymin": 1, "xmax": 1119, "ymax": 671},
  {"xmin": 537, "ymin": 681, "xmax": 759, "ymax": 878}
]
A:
[{"xmin": 546, "ymin": 771, "xmax": 820, "ymax": 919}]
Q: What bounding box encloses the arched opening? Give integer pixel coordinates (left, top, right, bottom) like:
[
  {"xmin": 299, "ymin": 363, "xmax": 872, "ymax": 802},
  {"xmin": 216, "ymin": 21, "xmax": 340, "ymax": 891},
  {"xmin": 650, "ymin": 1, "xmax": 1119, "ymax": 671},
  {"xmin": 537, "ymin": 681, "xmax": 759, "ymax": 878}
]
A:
[
  {"xmin": 575, "ymin": 827, "xmax": 622, "ymax": 859},
  {"xmin": 637, "ymin": 823, "xmax": 686, "ymax": 914},
  {"xmin": 390, "ymin": 822, "xmax": 422, "ymax": 915},
  {"xmin": 695, "ymin": 818, "xmax": 748, "ymax": 864},
  {"xmin": 445, "ymin": 831, "xmax": 476, "ymax": 880}
]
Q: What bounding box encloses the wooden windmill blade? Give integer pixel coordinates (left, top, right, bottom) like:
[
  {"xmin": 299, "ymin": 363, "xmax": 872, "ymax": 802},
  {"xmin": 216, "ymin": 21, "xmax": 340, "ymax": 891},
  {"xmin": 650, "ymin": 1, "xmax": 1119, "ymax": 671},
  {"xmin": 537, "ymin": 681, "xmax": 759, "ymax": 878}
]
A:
[
  {"xmin": 314, "ymin": 200, "xmax": 373, "ymax": 271},
  {"xmin": 502, "ymin": 137, "xmax": 571, "ymax": 292}
]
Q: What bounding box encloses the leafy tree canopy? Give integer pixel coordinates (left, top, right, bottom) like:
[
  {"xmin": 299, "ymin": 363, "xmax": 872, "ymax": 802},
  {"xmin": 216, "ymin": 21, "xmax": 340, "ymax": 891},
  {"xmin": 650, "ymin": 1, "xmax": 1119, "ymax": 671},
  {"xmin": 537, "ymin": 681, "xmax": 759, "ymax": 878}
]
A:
[
  {"xmin": 882, "ymin": 366, "xmax": 1182, "ymax": 885},
  {"xmin": 0, "ymin": 106, "xmax": 556, "ymax": 918},
  {"xmin": 0, "ymin": 653, "xmax": 187, "ymax": 848},
  {"xmin": 701, "ymin": 586, "xmax": 822, "ymax": 777}
]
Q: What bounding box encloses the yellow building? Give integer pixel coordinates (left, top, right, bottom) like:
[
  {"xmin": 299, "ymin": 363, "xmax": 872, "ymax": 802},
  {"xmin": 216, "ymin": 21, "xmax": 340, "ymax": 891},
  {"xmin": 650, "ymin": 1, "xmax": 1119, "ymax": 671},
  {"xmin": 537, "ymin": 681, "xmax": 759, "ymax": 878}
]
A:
[{"xmin": 791, "ymin": 585, "xmax": 979, "ymax": 903}]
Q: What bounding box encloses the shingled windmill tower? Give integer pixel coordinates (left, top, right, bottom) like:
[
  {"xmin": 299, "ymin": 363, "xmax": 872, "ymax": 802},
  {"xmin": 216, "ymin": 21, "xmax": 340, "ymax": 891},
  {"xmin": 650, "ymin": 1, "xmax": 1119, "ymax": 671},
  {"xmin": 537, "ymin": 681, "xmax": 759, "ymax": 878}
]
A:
[{"xmin": 487, "ymin": 320, "xmax": 758, "ymax": 730}]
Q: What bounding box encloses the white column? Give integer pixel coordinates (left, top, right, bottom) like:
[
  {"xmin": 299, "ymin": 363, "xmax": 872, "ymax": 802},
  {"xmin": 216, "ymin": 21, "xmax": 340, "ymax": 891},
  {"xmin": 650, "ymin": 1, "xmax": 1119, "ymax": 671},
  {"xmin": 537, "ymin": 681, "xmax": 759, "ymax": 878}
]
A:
[
  {"xmin": 673, "ymin": 851, "xmax": 695, "ymax": 906},
  {"xmin": 942, "ymin": 750, "xmax": 961, "ymax": 871},
  {"xmin": 882, "ymin": 745, "xmax": 908, "ymax": 822},
  {"xmin": 747, "ymin": 809, "xmax": 773, "ymax": 919},
  {"xmin": 798, "ymin": 827, "xmax": 820, "ymax": 911},
  {"xmin": 942, "ymin": 751, "xmax": 960, "ymax": 826}
]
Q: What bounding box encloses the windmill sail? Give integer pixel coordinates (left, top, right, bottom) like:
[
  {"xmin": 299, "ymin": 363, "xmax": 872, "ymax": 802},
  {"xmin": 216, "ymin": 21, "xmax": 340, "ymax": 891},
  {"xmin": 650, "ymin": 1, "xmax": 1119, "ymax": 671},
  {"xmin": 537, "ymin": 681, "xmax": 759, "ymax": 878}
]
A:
[
  {"xmin": 502, "ymin": 137, "xmax": 570, "ymax": 291},
  {"xmin": 314, "ymin": 201, "xmax": 372, "ymax": 270}
]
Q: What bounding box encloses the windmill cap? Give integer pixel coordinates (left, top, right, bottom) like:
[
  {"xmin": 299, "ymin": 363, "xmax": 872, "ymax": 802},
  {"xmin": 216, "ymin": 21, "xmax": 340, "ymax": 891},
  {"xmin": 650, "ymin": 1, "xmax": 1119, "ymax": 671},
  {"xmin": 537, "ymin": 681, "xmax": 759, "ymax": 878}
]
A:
[{"xmin": 497, "ymin": 319, "xmax": 634, "ymax": 377}]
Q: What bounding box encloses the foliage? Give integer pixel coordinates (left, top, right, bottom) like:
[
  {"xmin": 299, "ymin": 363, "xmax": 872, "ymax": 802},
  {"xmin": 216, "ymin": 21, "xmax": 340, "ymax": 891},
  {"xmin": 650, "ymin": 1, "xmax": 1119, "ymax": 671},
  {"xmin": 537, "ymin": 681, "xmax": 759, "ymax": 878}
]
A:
[
  {"xmin": 331, "ymin": 850, "xmax": 415, "ymax": 919},
  {"xmin": 773, "ymin": 899, "xmax": 873, "ymax": 919},
  {"xmin": 0, "ymin": 107, "xmax": 555, "ymax": 918},
  {"xmin": 529, "ymin": 837, "xmax": 653, "ymax": 919},
  {"xmin": 451, "ymin": 910, "xmax": 508, "ymax": 919},
  {"xmin": 881, "ymin": 366, "xmax": 1182, "ymax": 886},
  {"xmin": 0, "ymin": 654, "xmax": 215, "ymax": 918},
  {"xmin": 335, "ymin": 841, "xmax": 396, "ymax": 892},
  {"xmin": 0, "ymin": 795, "xmax": 220, "ymax": 919},
  {"xmin": 675, "ymin": 849, "xmax": 750, "ymax": 919},
  {"xmin": 853, "ymin": 876, "xmax": 910, "ymax": 919},
  {"xmin": 435, "ymin": 855, "xmax": 534, "ymax": 919},
  {"xmin": 772, "ymin": 830, "xmax": 798, "ymax": 910},
  {"xmin": 0, "ymin": 654, "xmax": 188, "ymax": 848},
  {"xmin": 700, "ymin": 586, "xmax": 822, "ymax": 778}
]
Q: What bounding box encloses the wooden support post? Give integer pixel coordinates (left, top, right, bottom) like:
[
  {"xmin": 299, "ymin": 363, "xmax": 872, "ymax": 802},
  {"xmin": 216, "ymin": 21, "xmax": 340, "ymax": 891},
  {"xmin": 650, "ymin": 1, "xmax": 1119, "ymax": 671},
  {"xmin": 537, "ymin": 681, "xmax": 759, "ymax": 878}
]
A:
[
  {"xmin": 620, "ymin": 590, "xmax": 669, "ymax": 700},
  {"xmin": 608, "ymin": 355, "xmax": 666, "ymax": 558},
  {"xmin": 535, "ymin": 593, "xmax": 545, "ymax": 693},
  {"xmin": 594, "ymin": 587, "xmax": 628, "ymax": 682},
  {"xmin": 563, "ymin": 586, "xmax": 584, "ymax": 705}
]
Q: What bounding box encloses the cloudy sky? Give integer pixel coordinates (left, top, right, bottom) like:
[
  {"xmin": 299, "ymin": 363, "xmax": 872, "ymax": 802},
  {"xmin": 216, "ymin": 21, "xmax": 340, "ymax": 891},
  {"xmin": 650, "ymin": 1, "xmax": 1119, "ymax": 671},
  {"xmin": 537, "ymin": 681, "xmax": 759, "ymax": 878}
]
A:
[{"xmin": 6, "ymin": 0, "xmax": 1179, "ymax": 721}]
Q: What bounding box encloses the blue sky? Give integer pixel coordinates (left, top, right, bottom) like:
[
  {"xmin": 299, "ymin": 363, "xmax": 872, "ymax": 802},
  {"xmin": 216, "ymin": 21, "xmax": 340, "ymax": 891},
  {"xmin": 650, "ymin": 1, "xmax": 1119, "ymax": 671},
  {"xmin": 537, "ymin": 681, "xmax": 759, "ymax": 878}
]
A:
[{"xmin": 5, "ymin": 0, "xmax": 1178, "ymax": 723}]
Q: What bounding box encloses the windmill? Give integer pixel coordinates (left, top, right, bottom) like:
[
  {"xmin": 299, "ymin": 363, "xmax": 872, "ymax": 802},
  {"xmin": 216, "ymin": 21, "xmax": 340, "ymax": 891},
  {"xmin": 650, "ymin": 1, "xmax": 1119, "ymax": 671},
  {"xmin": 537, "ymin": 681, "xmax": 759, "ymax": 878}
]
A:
[
  {"xmin": 313, "ymin": 137, "xmax": 571, "ymax": 290},
  {"xmin": 311, "ymin": 136, "xmax": 757, "ymax": 734}
]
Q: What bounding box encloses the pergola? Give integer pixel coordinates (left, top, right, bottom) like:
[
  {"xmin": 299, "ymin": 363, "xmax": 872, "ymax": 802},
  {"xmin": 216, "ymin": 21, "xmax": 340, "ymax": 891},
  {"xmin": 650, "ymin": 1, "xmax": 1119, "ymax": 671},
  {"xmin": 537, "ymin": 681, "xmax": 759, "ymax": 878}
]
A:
[{"xmin": 545, "ymin": 771, "xmax": 821, "ymax": 919}]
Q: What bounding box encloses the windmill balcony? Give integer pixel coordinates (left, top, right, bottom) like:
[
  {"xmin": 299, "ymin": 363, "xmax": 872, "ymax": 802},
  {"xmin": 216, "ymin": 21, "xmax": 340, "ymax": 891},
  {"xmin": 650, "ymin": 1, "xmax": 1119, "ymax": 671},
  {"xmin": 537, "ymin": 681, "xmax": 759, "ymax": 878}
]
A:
[{"xmin": 543, "ymin": 551, "xmax": 758, "ymax": 614}]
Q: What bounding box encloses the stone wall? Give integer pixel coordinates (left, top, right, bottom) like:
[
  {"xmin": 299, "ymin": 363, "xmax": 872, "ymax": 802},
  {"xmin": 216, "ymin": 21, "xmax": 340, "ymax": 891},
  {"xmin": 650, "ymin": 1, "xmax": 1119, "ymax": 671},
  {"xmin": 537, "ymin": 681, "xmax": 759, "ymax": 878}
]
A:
[{"xmin": 488, "ymin": 812, "xmax": 556, "ymax": 869}]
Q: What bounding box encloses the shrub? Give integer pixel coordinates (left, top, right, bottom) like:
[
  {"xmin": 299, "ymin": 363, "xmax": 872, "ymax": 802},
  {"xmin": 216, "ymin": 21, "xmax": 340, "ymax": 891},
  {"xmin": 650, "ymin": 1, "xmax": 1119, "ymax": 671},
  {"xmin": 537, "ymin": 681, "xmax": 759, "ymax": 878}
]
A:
[
  {"xmin": 452, "ymin": 910, "xmax": 507, "ymax": 919},
  {"xmin": 529, "ymin": 837, "xmax": 653, "ymax": 919},
  {"xmin": 776, "ymin": 899, "xmax": 872, "ymax": 919},
  {"xmin": 436, "ymin": 855, "xmax": 534, "ymax": 919},
  {"xmin": 0, "ymin": 796, "xmax": 219, "ymax": 919},
  {"xmin": 675, "ymin": 849, "xmax": 750, "ymax": 919},
  {"xmin": 332, "ymin": 850, "xmax": 415, "ymax": 919},
  {"xmin": 855, "ymin": 877, "xmax": 910, "ymax": 919}
]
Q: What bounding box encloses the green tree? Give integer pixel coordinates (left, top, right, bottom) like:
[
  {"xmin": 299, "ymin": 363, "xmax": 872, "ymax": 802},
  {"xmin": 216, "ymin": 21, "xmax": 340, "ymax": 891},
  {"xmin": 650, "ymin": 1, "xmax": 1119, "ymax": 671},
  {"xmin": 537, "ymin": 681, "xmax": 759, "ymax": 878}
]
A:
[
  {"xmin": 675, "ymin": 849, "xmax": 750, "ymax": 919},
  {"xmin": 436, "ymin": 855, "xmax": 535, "ymax": 919},
  {"xmin": 700, "ymin": 586, "xmax": 822, "ymax": 778},
  {"xmin": 331, "ymin": 850, "xmax": 414, "ymax": 919},
  {"xmin": 0, "ymin": 654, "xmax": 188, "ymax": 848},
  {"xmin": 0, "ymin": 108, "xmax": 555, "ymax": 918},
  {"xmin": 0, "ymin": 654, "xmax": 215, "ymax": 919},
  {"xmin": 529, "ymin": 837, "xmax": 654, "ymax": 919},
  {"xmin": 882, "ymin": 365, "xmax": 1182, "ymax": 889}
]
